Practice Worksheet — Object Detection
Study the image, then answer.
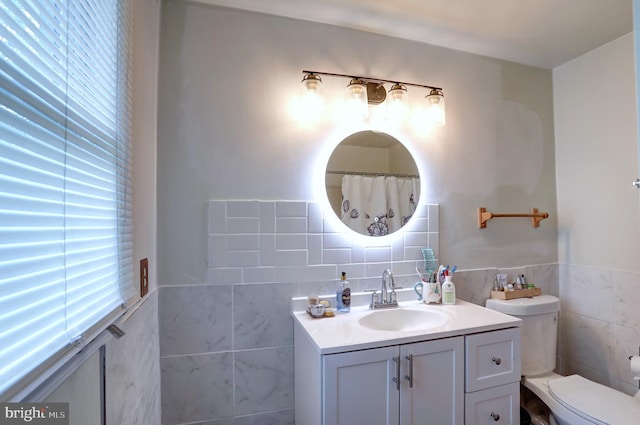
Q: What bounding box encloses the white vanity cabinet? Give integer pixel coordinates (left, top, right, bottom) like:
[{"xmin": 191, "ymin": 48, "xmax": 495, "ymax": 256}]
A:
[
  {"xmin": 292, "ymin": 299, "xmax": 522, "ymax": 425},
  {"xmin": 464, "ymin": 327, "xmax": 521, "ymax": 425},
  {"xmin": 323, "ymin": 337, "xmax": 464, "ymax": 425}
]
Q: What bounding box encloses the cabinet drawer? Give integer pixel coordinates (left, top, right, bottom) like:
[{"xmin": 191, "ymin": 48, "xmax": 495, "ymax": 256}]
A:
[
  {"xmin": 465, "ymin": 328, "xmax": 521, "ymax": 392},
  {"xmin": 464, "ymin": 382, "xmax": 519, "ymax": 425}
]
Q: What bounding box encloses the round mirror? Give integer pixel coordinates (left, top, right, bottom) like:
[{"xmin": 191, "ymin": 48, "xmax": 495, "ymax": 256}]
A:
[{"xmin": 325, "ymin": 131, "xmax": 420, "ymax": 237}]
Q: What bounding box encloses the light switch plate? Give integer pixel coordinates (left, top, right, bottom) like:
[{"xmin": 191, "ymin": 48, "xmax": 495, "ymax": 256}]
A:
[{"xmin": 140, "ymin": 258, "xmax": 149, "ymax": 297}]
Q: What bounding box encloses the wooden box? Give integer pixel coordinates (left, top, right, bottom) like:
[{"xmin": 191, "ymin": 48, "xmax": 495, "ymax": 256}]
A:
[{"xmin": 490, "ymin": 287, "xmax": 542, "ymax": 300}]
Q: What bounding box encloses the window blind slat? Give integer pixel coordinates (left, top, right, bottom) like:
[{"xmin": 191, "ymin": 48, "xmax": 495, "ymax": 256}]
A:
[
  {"xmin": 0, "ymin": 316, "xmax": 68, "ymax": 391},
  {"xmin": 0, "ymin": 287, "xmax": 65, "ymax": 333},
  {"xmin": 0, "ymin": 177, "xmax": 65, "ymax": 205},
  {"xmin": 0, "ymin": 1, "xmax": 68, "ymax": 90},
  {"xmin": 66, "ymin": 1, "xmax": 119, "ymax": 140},
  {"xmin": 1, "ymin": 319, "xmax": 68, "ymax": 368},
  {"xmin": 0, "ymin": 242, "xmax": 63, "ymax": 267},
  {"xmin": 0, "ymin": 266, "xmax": 64, "ymax": 298},
  {"xmin": 0, "ymin": 0, "xmax": 133, "ymax": 398},
  {"xmin": 0, "ymin": 141, "xmax": 65, "ymax": 178},
  {"xmin": 0, "ymin": 79, "xmax": 67, "ymax": 138}
]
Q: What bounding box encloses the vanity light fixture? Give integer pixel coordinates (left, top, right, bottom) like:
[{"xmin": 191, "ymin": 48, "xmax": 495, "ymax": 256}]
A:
[
  {"xmin": 425, "ymin": 89, "xmax": 446, "ymax": 126},
  {"xmin": 386, "ymin": 83, "xmax": 409, "ymax": 125},
  {"xmin": 345, "ymin": 78, "xmax": 369, "ymax": 121},
  {"xmin": 299, "ymin": 72, "xmax": 325, "ymax": 120},
  {"xmin": 300, "ymin": 70, "xmax": 445, "ymax": 127}
]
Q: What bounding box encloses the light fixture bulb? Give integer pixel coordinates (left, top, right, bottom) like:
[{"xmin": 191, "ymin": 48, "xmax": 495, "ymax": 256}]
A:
[
  {"xmin": 302, "ymin": 73, "xmax": 322, "ymax": 92},
  {"xmin": 386, "ymin": 83, "xmax": 409, "ymax": 126},
  {"xmin": 299, "ymin": 73, "xmax": 324, "ymax": 122},
  {"xmin": 344, "ymin": 78, "xmax": 368, "ymax": 121},
  {"xmin": 425, "ymin": 89, "xmax": 445, "ymax": 126}
]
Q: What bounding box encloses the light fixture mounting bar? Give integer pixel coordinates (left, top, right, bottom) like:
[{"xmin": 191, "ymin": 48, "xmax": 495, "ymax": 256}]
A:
[{"xmin": 302, "ymin": 70, "xmax": 442, "ymax": 91}]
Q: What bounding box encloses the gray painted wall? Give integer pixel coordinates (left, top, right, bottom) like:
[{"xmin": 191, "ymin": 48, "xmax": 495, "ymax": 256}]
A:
[{"xmin": 157, "ymin": 1, "xmax": 558, "ymax": 288}]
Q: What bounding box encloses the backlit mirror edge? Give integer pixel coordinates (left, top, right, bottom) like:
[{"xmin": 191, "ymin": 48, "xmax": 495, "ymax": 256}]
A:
[{"xmin": 313, "ymin": 123, "xmax": 428, "ymax": 244}]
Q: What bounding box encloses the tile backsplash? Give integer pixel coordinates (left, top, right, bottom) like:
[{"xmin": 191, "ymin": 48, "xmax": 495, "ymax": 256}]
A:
[{"xmin": 207, "ymin": 200, "xmax": 439, "ymax": 292}]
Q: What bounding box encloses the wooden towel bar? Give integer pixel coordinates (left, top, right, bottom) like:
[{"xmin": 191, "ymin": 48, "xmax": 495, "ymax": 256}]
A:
[{"xmin": 478, "ymin": 207, "xmax": 549, "ymax": 229}]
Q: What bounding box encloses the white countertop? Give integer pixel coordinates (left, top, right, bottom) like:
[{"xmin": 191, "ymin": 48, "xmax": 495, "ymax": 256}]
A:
[{"xmin": 292, "ymin": 291, "xmax": 521, "ymax": 355}]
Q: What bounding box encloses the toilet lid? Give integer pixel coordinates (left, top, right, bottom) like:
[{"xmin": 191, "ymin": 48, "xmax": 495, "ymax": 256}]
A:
[{"xmin": 548, "ymin": 375, "xmax": 640, "ymax": 425}]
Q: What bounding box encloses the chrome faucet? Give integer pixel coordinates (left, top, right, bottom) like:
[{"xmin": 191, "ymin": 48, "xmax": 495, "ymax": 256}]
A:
[{"xmin": 366, "ymin": 269, "xmax": 400, "ymax": 309}]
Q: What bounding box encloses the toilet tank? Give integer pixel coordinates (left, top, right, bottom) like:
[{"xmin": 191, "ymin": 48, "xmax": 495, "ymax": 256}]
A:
[{"xmin": 485, "ymin": 295, "xmax": 560, "ymax": 376}]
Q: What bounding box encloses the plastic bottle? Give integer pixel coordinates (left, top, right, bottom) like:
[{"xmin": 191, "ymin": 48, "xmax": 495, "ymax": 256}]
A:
[
  {"xmin": 336, "ymin": 272, "xmax": 351, "ymax": 312},
  {"xmin": 441, "ymin": 275, "xmax": 456, "ymax": 305}
]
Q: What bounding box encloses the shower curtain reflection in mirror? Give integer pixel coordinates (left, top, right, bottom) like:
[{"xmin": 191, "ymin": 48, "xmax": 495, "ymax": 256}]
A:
[{"xmin": 341, "ymin": 175, "xmax": 419, "ymax": 236}]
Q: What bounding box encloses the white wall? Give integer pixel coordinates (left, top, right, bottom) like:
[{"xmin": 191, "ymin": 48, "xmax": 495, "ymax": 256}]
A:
[
  {"xmin": 132, "ymin": 0, "xmax": 160, "ymax": 295},
  {"xmin": 554, "ymin": 33, "xmax": 639, "ymax": 271},
  {"xmin": 553, "ymin": 33, "xmax": 640, "ymax": 395}
]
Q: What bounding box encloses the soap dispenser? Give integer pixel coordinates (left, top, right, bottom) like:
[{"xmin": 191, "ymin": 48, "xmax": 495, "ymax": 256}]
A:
[
  {"xmin": 336, "ymin": 272, "xmax": 351, "ymax": 312},
  {"xmin": 441, "ymin": 275, "xmax": 456, "ymax": 305}
]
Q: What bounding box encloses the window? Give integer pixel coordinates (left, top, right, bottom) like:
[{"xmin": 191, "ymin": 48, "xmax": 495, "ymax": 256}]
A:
[{"xmin": 0, "ymin": 0, "xmax": 134, "ymax": 399}]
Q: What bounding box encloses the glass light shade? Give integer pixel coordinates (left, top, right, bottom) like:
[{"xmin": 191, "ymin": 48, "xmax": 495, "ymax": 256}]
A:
[
  {"xmin": 344, "ymin": 78, "xmax": 368, "ymax": 121},
  {"xmin": 425, "ymin": 89, "xmax": 446, "ymax": 126},
  {"xmin": 299, "ymin": 73, "xmax": 324, "ymax": 120},
  {"xmin": 386, "ymin": 83, "xmax": 409, "ymax": 125}
]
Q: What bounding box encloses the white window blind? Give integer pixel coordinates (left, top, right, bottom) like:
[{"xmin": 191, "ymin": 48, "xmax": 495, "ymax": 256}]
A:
[{"xmin": 0, "ymin": 0, "xmax": 134, "ymax": 398}]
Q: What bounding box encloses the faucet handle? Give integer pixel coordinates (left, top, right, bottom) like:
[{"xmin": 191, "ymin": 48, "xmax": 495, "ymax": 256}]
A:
[
  {"xmin": 389, "ymin": 289, "xmax": 402, "ymax": 304},
  {"xmin": 388, "ymin": 282, "xmax": 402, "ymax": 304},
  {"xmin": 365, "ymin": 288, "xmax": 379, "ymax": 308}
]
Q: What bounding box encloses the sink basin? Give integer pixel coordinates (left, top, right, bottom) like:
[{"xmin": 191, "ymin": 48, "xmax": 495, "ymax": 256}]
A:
[{"xmin": 358, "ymin": 308, "xmax": 448, "ymax": 332}]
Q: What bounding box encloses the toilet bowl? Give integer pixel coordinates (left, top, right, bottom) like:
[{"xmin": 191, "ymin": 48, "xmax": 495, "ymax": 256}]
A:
[
  {"xmin": 524, "ymin": 372, "xmax": 640, "ymax": 425},
  {"xmin": 486, "ymin": 295, "xmax": 640, "ymax": 425}
]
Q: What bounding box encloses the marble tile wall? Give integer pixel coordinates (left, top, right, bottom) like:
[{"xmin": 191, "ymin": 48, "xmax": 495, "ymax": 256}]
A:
[
  {"xmin": 558, "ymin": 263, "xmax": 640, "ymax": 396},
  {"xmin": 159, "ymin": 200, "xmax": 438, "ymax": 424},
  {"xmin": 453, "ymin": 263, "xmax": 559, "ymax": 307},
  {"xmin": 105, "ymin": 291, "xmax": 161, "ymax": 425}
]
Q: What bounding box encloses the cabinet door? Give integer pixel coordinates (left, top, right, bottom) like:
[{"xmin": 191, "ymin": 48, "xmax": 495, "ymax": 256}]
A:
[
  {"xmin": 323, "ymin": 346, "xmax": 400, "ymax": 425},
  {"xmin": 400, "ymin": 337, "xmax": 464, "ymax": 425}
]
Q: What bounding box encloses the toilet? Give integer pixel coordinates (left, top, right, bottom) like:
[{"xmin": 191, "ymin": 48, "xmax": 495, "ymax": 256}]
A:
[{"xmin": 486, "ymin": 295, "xmax": 640, "ymax": 425}]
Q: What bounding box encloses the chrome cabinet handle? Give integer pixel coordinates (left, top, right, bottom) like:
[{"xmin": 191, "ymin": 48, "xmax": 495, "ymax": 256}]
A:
[
  {"xmin": 392, "ymin": 356, "xmax": 400, "ymax": 391},
  {"xmin": 404, "ymin": 354, "xmax": 414, "ymax": 388},
  {"xmin": 491, "ymin": 356, "xmax": 502, "ymax": 365},
  {"xmin": 491, "ymin": 412, "xmax": 500, "ymax": 421}
]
